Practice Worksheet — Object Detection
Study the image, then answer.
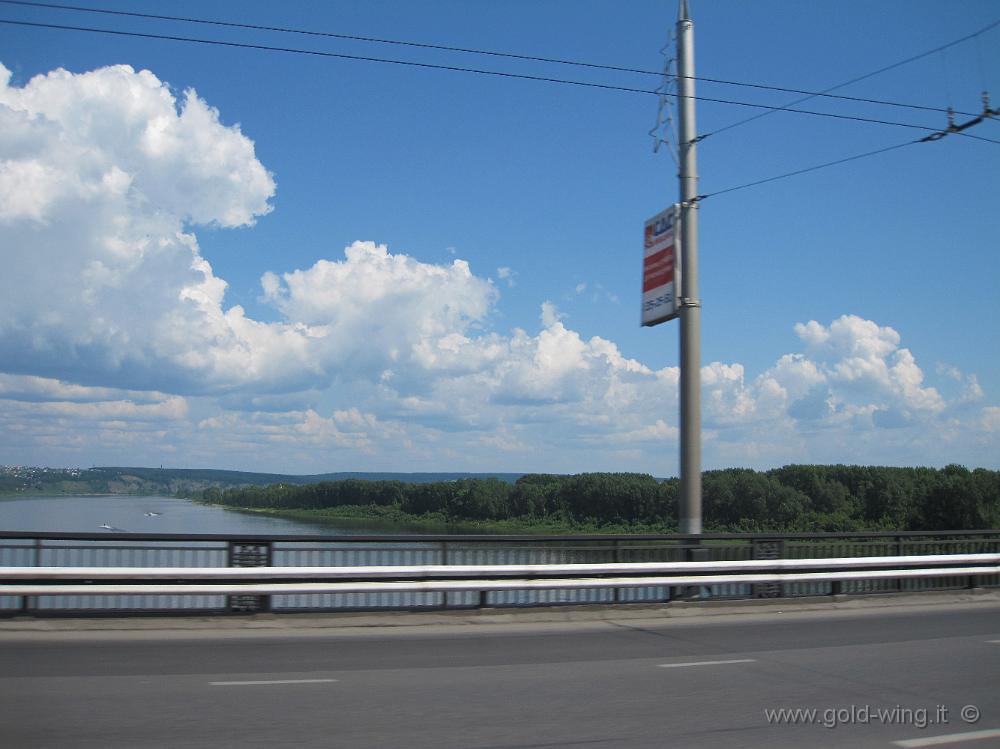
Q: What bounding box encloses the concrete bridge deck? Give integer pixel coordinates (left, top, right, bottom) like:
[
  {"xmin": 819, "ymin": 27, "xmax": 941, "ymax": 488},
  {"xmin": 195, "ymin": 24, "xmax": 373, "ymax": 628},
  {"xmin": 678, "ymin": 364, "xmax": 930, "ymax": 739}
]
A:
[{"xmin": 1, "ymin": 592, "xmax": 998, "ymax": 748}]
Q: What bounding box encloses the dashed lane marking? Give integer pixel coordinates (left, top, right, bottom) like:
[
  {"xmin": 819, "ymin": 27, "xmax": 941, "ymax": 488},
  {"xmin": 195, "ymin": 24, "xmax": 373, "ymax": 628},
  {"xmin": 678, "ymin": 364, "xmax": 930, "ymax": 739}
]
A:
[
  {"xmin": 209, "ymin": 678, "xmax": 339, "ymax": 686},
  {"xmin": 657, "ymin": 658, "xmax": 756, "ymax": 669}
]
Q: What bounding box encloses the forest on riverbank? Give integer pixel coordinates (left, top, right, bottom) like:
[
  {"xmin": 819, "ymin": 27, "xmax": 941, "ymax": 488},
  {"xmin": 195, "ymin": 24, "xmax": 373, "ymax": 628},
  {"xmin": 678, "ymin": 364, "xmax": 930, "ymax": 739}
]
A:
[
  {"xmin": 0, "ymin": 465, "xmax": 520, "ymax": 497},
  {"xmin": 192, "ymin": 464, "xmax": 1000, "ymax": 533}
]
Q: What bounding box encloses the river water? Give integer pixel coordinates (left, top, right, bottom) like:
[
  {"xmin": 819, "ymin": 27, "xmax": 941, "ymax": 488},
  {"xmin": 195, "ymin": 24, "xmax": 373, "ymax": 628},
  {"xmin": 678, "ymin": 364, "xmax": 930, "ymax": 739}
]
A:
[
  {"xmin": 0, "ymin": 496, "xmax": 702, "ymax": 611},
  {"xmin": 0, "ymin": 494, "xmax": 370, "ymax": 535}
]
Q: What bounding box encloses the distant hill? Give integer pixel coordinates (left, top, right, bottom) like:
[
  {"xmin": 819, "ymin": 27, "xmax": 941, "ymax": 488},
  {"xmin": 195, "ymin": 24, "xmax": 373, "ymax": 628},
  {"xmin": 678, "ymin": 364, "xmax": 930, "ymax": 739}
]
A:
[
  {"xmin": 0, "ymin": 465, "xmax": 525, "ymax": 496},
  {"xmin": 97, "ymin": 467, "xmax": 525, "ymax": 486}
]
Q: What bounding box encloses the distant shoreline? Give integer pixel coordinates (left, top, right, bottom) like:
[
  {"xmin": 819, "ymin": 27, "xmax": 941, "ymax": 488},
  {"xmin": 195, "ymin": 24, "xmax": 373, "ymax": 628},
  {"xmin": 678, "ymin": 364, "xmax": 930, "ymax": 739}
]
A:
[
  {"xmin": 0, "ymin": 492, "xmax": 166, "ymax": 498},
  {"xmin": 210, "ymin": 503, "xmax": 668, "ymax": 536}
]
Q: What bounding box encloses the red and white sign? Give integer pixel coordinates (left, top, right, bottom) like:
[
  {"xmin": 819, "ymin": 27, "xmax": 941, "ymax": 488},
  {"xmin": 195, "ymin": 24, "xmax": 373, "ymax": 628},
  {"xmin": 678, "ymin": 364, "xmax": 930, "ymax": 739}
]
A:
[{"xmin": 641, "ymin": 205, "xmax": 681, "ymax": 326}]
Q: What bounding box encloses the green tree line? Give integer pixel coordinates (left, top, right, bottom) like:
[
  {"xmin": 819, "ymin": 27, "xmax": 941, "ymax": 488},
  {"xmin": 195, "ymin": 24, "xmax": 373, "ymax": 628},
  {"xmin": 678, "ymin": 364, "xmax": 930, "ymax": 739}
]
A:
[{"xmin": 194, "ymin": 464, "xmax": 1000, "ymax": 532}]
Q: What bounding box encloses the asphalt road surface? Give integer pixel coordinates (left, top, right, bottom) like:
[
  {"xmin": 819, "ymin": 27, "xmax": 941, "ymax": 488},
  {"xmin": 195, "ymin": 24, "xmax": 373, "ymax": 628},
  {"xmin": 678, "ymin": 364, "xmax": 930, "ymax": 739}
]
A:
[{"xmin": 1, "ymin": 601, "xmax": 999, "ymax": 748}]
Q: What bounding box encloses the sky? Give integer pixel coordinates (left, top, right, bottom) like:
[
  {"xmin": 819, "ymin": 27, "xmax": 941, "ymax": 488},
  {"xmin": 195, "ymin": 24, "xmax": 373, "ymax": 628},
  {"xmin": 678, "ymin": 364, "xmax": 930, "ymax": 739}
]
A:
[{"xmin": 0, "ymin": 0, "xmax": 997, "ymax": 475}]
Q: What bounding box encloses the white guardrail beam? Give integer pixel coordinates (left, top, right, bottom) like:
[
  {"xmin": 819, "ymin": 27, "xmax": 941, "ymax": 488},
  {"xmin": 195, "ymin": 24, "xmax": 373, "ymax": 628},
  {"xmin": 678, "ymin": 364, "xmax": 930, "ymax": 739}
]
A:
[
  {"xmin": 0, "ymin": 554, "xmax": 997, "ymax": 596},
  {"xmin": 1, "ymin": 566, "xmax": 999, "ymax": 597},
  {"xmin": 1, "ymin": 553, "xmax": 999, "ymax": 580}
]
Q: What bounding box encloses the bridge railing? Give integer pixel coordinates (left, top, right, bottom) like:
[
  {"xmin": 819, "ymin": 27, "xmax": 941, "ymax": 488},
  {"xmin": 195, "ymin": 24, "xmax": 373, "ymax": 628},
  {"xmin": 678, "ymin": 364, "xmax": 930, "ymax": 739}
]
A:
[{"xmin": 1, "ymin": 530, "xmax": 998, "ymax": 615}]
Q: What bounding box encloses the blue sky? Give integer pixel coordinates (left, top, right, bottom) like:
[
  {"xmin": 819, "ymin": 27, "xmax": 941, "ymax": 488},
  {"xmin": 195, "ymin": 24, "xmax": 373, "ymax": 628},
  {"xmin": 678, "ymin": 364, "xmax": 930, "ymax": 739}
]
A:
[{"xmin": 0, "ymin": 0, "xmax": 997, "ymax": 474}]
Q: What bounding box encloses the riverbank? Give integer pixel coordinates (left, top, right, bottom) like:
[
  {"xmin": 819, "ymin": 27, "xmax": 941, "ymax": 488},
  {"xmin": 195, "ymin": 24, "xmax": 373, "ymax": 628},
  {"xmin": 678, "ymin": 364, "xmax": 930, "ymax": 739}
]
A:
[
  {"xmin": 208, "ymin": 503, "xmax": 675, "ymax": 536},
  {"xmin": 0, "ymin": 494, "xmax": 402, "ymax": 536}
]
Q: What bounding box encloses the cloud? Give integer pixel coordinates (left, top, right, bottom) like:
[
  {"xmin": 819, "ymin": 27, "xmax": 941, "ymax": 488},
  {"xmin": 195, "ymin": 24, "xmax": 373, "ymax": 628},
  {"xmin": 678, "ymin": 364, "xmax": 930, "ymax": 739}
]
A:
[
  {"xmin": 3, "ymin": 397, "xmax": 187, "ymax": 422},
  {"xmin": 614, "ymin": 419, "xmax": 679, "ymax": 443},
  {"xmin": 0, "ymin": 374, "xmax": 170, "ymax": 404},
  {"xmin": 1, "ymin": 64, "xmax": 272, "ymax": 227},
  {"xmin": 0, "ymin": 377, "xmax": 191, "ymax": 466},
  {"xmin": 0, "ymin": 65, "xmax": 502, "ymax": 399},
  {"xmin": 1, "ymin": 62, "xmax": 996, "ymax": 473},
  {"xmin": 194, "ymin": 406, "xmax": 409, "ymax": 456},
  {"xmin": 570, "ymin": 280, "xmax": 619, "ymax": 305},
  {"xmin": 260, "ymin": 241, "xmax": 498, "ymax": 383},
  {"xmin": 539, "ymin": 301, "xmax": 564, "ymax": 328},
  {"xmin": 782, "ymin": 315, "xmax": 946, "ymax": 423},
  {"xmin": 0, "ymin": 62, "xmax": 282, "ymax": 394}
]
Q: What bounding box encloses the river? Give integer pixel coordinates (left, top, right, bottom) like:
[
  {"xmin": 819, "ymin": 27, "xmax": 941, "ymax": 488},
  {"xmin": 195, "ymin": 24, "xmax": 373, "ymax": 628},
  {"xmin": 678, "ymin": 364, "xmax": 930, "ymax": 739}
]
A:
[
  {"xmin": 0, "ymin": 494, "xmax": 371, "ymax": 535},
  {"xmin": 0, "ymin": 495, "xmax": 681, "ymax": 612}
]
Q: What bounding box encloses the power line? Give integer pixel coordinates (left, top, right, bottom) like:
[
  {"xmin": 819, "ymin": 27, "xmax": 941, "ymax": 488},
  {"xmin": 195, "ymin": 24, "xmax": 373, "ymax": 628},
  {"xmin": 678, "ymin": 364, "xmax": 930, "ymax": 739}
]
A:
[
  {"xmin": 0, "ymin": 0, "xmax": 988, "ymax": 119},
  {"xmin": 0, "ymin": 0, "xmax": 660, "ymax": 75},
  {"xmin": 705, "ymin": 17, "xmax": 1000, "ymax": 139},
  {"xmin": 0, "ymin": 18, "xmax": 662, "ymax": 97},
  {"xmin": 689, "ymin": 74, "xmax": 978, "ymax": 119},
  {"xmin": 5, "ymin": 17, "xmax": 998, "ymax": 144},
  {"xmin": 684, "ymin": 91, "xmax": 998, "ymax": 141},
  {"xmin": 701, "ymin": 101, "xmax": 1000, "ymax": 199},
  {"xmin": 699, "ymin": 139, "xmax": 919, "ymax": 200},
  {"xmin": 0, "ymin": 9, "xmax": 994, "ymax": 212}
]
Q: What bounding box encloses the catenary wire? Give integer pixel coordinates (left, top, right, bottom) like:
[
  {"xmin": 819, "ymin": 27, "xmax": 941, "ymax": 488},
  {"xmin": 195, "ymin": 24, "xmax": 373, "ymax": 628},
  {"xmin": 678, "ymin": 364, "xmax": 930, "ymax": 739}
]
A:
[
  {"xmin": 0, "ymin": 0, "xmax": 666, "ymax": 75},
  {"xmin": 0, "ymin": 12, "xmax": 992, "ymax": 210},
  {"xmin": 0, "ymin": 0, "xmax": 988, "ymax": 119},
  {"xmin": 688, "ymin": 74, "xmax": 978, "ymax": 118},
  {"xmin": 698, "ymin": 139, "xmax": 920, "ymax": 200},
  {"xmin": 704, "ymin": 17, "xmax": 1000, "ymax": 139},
  {"xmin": 4, "ymin": 17, "xmax": 998, "ymax": 144},
  {"xmin": 0, "ymin": 18, "xmax": 664, "ymax": 96}
]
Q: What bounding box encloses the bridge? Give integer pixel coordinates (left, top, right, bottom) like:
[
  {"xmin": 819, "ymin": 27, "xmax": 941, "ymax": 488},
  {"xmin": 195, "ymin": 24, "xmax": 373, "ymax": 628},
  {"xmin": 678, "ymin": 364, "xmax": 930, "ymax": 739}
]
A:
[
  {"xmin": 2, "ymin": 529, "xmax": 999, "ymax": 615},
  {"xmin": 1, "ymin": 530, "xmax": 999, "ymax": 748}
]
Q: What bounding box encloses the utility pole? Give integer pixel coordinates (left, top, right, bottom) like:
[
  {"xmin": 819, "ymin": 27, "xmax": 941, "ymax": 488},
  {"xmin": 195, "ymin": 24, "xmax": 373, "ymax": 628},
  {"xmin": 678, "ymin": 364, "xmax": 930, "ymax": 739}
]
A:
[{"xmin": 676, "ymin": 0, "xmax": 702, "ymax": 535}]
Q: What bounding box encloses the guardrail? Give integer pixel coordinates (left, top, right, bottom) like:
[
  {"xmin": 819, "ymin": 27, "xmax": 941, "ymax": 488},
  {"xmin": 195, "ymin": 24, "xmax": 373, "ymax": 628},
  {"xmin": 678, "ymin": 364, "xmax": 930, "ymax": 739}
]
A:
[{"xmin": 2, "ymin": 530, "xmax": 999, "ymax": 615}]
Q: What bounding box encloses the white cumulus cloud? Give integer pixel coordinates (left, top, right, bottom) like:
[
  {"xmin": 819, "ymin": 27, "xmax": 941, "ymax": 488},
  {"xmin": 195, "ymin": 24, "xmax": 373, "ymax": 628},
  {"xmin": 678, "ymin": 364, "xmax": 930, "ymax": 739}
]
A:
[
  {"xmin": 0, "ymin": 62, "xmax": 287, "ymax": 394},
  {"xmin": 1, "ymin": 62, "xmax": 996, "ymax": 473}
]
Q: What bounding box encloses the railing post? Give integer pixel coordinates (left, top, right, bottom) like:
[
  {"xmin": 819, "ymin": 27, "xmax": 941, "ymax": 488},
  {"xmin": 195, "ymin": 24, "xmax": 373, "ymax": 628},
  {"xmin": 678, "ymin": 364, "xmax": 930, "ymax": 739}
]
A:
[
  {"xmin": 21, "ymin": 537, "xmax": 43, "ymax": 616},
  {"xmin": 896, "ymin": 536, "xmax": 904, "ymax": 592},
  {"xmin": 752, "ymin": 538, "xmax": 784, "ymax": 598},
  {"xmin": 613, "ymin": 539, "xmax": 621, "ymax": 603},
  {"xmin": 441, "ymin": 541, "xmax": 449, "ymax": 609},
  {"xmin": 693, "ymin": 543, "xmax": 711, "ymax": 598},
  {"xmin": 227, "ymin": 541, "xmax": 272, "ymax": 613},
  {"xmin": 964, "ymin": 536, "xmax": 978, "ymax": 590},
  {"xmin": 672, "ymin": 542, "xmax": 710, "ymax": 600}
]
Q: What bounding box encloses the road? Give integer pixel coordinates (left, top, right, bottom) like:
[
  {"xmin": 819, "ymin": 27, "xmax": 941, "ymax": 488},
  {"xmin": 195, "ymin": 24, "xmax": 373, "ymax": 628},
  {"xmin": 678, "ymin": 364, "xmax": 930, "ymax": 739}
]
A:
[{"xmin": 1, "ymin": 601, "xmax": 999, "ymax": 748}]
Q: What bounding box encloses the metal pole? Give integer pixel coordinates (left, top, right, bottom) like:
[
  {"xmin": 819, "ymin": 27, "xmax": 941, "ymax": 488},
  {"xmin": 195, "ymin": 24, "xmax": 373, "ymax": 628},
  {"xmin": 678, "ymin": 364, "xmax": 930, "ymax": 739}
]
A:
[{"xmin": 676, "ymin": 0, "xmax": 702, "ymax": 535}]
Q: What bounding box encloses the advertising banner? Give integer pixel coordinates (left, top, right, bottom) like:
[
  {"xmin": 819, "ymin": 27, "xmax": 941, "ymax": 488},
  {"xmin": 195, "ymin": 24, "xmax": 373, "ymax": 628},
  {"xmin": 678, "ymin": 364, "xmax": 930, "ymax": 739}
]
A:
[{"xmin": 641, "ymin": 205, "xmax": 681, "ymax": 326}]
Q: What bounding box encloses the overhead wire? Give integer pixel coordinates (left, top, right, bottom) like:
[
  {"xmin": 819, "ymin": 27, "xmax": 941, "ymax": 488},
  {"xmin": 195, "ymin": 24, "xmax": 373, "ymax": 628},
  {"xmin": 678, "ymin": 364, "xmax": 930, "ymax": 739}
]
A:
[
  {"xmin": 698, "ymin": 140, "xmax": 920, "ymax": 201},
  {"xmin": 0, "ymin": 18, "xmax": 664, "ymax": 97},
  {"xmin": 3, "ymin": 17, "xmax": 998, "ymax": 145},
  {"xmin": 2, "ymin": 5, "xmax": 996, "ymax": 203},
  {"xmin": 686, "ymin": 74, "xmax": 978, "ymax": 118},
  {"xmin": 699, "ymin": 98, "xmax": 1000, "ymax": 200},
  {"xmin": 0, "ymin": 0, "xmax": 661, "ymax": 75},
  {"xmin": 703, "ymin": 17, "xmax": 1000, "ymax": 139},
  {"xmin": 0, "ymin": 0, "xmax": 989, "ymax": 119}
]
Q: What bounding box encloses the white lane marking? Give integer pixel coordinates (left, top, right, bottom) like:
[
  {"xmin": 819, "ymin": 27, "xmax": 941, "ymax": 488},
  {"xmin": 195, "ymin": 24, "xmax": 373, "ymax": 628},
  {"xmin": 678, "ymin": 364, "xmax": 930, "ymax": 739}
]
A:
[
  {"xmin": 985, "ymin": 640, "xmax": 1000, "ymax": 644},
  {"xmin": 893, "ymin": 728, "xmax": 1000, "ymax": 747},
  {"xmin": 209, "ymin": 678, "xmax": 338, "ymax": 686},
  {"xmin": 657, "ymin": 658, "xmax": 756, "ymax": 669}
]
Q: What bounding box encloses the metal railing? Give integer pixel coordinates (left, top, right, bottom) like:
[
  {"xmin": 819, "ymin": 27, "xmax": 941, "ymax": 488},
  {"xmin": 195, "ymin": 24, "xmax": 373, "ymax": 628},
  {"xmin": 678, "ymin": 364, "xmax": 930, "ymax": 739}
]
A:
[{"xmin": 1, "ymin": 530, "xmax": 998, "ymax": 615}]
